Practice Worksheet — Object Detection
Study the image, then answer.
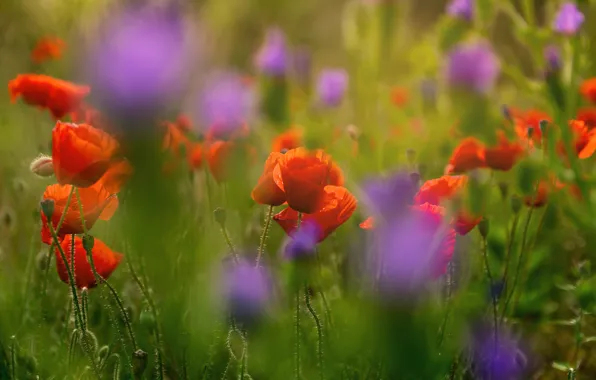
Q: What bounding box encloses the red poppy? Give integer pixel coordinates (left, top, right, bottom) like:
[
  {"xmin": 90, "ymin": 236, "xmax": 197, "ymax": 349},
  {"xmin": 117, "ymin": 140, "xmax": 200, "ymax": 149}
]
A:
[
  {"xmin": 483, "ymin": 130, "xmax": 525, "ymax": 171},
  {"xmin": 55, "ymin": 235, "xmax": 122, "ymax": 289},
  {"xmin": 272, "ymin": 148, "xmax": 344, "ymax": 214},
  {"xmin": 41, "ymin": 181, "xmax": 118, "ymax": 244},
  {"xmin": 251, "ymin": 152, "xmax": 286, "ymax": 206},
  {"xmin": 273, "ymin": 185, "xmax": 357, "ymax": 242},
  {"xmin": 9, "ymin": 74, "xmax": 90, "ymax": 119},
  {"xmin": 415, "ymin": 175, "xmax": 468, "ymax": 205},
  {"xmin": 175, "ymin": 114, "xmax": 193, "ymax": 132},
  {"xmin": 70, "ymin": 104, "xmax": 108, "ymax": 128},
  {"xmin": 52, "ymin": 122, "xmax": 120, "ymax": 187},
  {"xmin": 99, "ymin": 160, "xmax": 133, "ymax": 193},
  {"xmin": 163, "ymin": 121, "xmax": 192, "ymax": 157},
  {"xmin": 570, "ymin": 120, "xmax": 596, "ymax": 159},
  {"xmin": 390, "ymin": 86, "xmax": 409, "ymax": 108},
  {"xmin": 580, "ymin": 78, "xmax": 596, "ymax": 104},
  {"xmin": 412, "ymin": 203, "xmax": 456, "ymax": 277},
  {"xmin": 511, "ymin": 108, "xmax": 551, "ymax": 147},
  {"xmin": 206, "ymin": 140, "xmax": 235, "ymax": 183},
  {"xmin": 454, "ymin": 212, "xmax": 482, "ymax": 235},
  {"xmin": 31, "ymin": 37, "xmax": 65, "ymax": 64},
  {"xmin": 524, "ymin": 181, "xmax": 550, "ymax": 208},
  {"xmin": 359, "ymin": 216, "xmax": 374, "ymax": 230},
  {"xmin": 272, "ymin": 128, "xmax": 303, "ymax": 152},
  {"xmin": 576, "ymin": 108, "xmax": 596, "ymax": 129},
  {"xmin": 446, "ymin": 138, "xmax": 486, "ymax": 174},
  {"xmin": 188, "ymin": 143, "xmax": 203, "ymax": 170}
]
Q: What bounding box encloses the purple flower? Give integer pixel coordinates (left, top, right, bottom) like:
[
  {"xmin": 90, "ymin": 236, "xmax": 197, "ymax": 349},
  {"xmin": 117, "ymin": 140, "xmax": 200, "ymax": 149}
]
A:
[
  {"xmin": 316, "ymin": 69, "xmax": 349, "ymax": 108},
  {"xmin": 197, "ymin": 72, "xmax": 256, "ymax": 138},
  {"xmin": 445, "ymin": 42, "xmax": 500, "ymax": 94},
  {"xmin": 87, "ymin": 5, "xmax": 188, "ymax": 114},
  {"xmin": 470, "ymin": 325, "xmax": 528, "ymax": 380},
  {"xmin": 446, "ymin": 0, "xmax": 473, "ymax": 21},
  {"xmin": 284, "ymin": 222, "xmax": 321, "ymax": 260},
  {"xmin": 544, "ymin": 45, "xmax": 562, "ymax": 74},
  {"xmin": 361, "ymin": 171, "xmax": 416, "ymax": 222},
  {"xmin": 222, "ymin": 259, "xmax": 272, "ymax": 323},
  {"xmin": 553, "ymin": 2, "xmax": 584, "ymax": 36},
  {"xmin": 255, "ymin": 28, "xmax": 288, "ymax": 77}
]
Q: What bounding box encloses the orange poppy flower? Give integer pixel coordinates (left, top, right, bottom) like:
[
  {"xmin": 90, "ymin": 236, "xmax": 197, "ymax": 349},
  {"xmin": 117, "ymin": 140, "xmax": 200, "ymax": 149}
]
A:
[
  {"xmin": 187, "ymin": 143, "xmax": 203, "ymax": 169},
  {"xmin": 31, "ymin": 37, "xmax": 65, "ymax": 64},
  {"xmin": 446, "ymin": 138, "xmax": 486, "ymax": 174},
  {"xmin": 41, "ymin": 181, "xmax": 118, "ymax": 245},
  {"xmin": 55, "ymin": 235, "xmax": 122, "ymax": 289},
  {"xmin": 524, "ymin": 181, "xmax": 550, "ymax": 208},
  {"xmin": 454, "ymin": 211, "xmax": 482, "ymax": 235},
  {"xmin": 272, "ymin": 128, "xmax": 303, "ymax": 152},
  {"xmin": 9, "ymin": 74, "xmax": 90, "ymax": 119},
  {"xmin": 483, "ymin": 130, "xmax": 525, "ymax": 171},
  {"xmin": 52, "ymin": 122, "xmax": 120, "ymax": 187},
  {"xmin": 273, "ymin": 185, "xmax": 357, "ymax": 242},
  {"xmin": 512, "ymin": 108, "xmax": 551, "ymax": 146},
  {"xmin": 577, "ymin": 108, "xmax": 596, "ymax": 129},
  {"xmin": 272, "ymin": 148, "xmax": 344, "ymax": 214},
  {"xmin": 163, "ymin": 121, "xmax": 192, "ymax": 157},
  {"xmin": 390, "ymin": 86, "xmax": 409, "ymax": 108},
  {"xmin": 580, "ymin": 78, "xmax": 596, "ymax": 104},
  {"xmin": 415, "ymin": 175, "xmax": 468, "ymax": 205},
  {"xmin": 557, "ymin": 120, "xmax": 596, "ymax": 160},
  {"xmin": 251, "ymin": 152, "xmax": 286, "ymax": 206}
]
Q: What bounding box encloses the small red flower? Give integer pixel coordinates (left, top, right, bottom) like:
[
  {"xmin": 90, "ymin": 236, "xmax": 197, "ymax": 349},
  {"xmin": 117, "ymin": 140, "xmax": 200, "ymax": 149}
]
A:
[
  {"xmin": 31, "ymin": 37, "xmax": 66, "ymax": 64},
  {"xmin": 359, "ymin": 216, "xmax": 375, "ymax": 230},
  {"xmin": 9, "ymin": 74, "xmax": 90, "ymax": 119},
  {"xmin": 251, "ymin": 152, "xmax": 286, "ymax": 206},
  {"xmin": 188, "ymin": 143, "xmax": 203, "ymax": 170},
  {"xmin": 512, "ymin": 108, "xmax": 551, "ymax": 147},
  {"xmin": 454, "ymin": 212, "xmax": 482, "ymax": 235},
  {"xmin": 446, "ymin": 138, "xmax": 486, "ymax": 173},
  {"xmin": 390, "ymin": 86, "xmax": 409, "ymax": 108},
  {"xmin": 576, "ymin": 107, "xmax": 596, "ymax": 129},
  {"xmin": 483, "ymin": 130, "xmax": 525, "ymax": 171},
  {"xmin": 273, "ymin": 185, "xmax": 357, "ymax": 242},
  {"xmin": 55, "ymin": 235, "xmax": 122, "ymax": 289},
  {"xmin": 415, "ymin": 175, "xmax": 468, "ymax": 205},
  {"xmin": 580, "ymin": 78, "xmax": 596, "ymax": 104},
  {"xmin": 272, "ymin": 128, "xmax": 303, "ymax": 152}
]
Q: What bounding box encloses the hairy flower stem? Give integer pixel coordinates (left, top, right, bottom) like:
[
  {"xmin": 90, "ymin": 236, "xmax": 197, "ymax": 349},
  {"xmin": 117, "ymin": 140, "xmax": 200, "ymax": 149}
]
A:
[
  {"xmin": 305, "ymin": 285, "xmax": 325, "ymax": 380},
  {"xmin": 255, "ymin": 205, "xmax": 274, "ymax": 268},
  {"xmin": 481, "ymin": 235, "xmax": 498, "ymax": 347},
  {"xmin": 502, "ymin": 207, "xmax": 533, "ymax": 319},
  {"xmin": 500, "ymin": 214, "xmax": 520, "ymax": 298},
  {"xmin": 295, "ymin": 289, "xmax": 301, "ymax": 380}
]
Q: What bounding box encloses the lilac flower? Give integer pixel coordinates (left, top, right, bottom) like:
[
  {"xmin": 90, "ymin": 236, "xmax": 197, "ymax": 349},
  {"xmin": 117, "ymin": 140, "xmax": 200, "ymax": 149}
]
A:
[
  {"xmin": 470, "ymin": 324, "xmax": 528, "ymax": 380},
  {"xmin": 87, "ymin": 5, "xmax": 188, "ymax": 114},
  {"xmin": 284, "ymin": 222, "xmax": 321, "ymax": 260},
  {"xmin": 316, "ymin": 69, "xmax": 349, "ymax": 108},
  {"xmin": 544, "ymin": 45, "xmax": 562, "ymax": 74},
  {"xmin": 255, "ymin": 28, "xmax": 288, "ymax": 77},
  {"xmin": 197, "ymin": 72, "xmax": 256, "ymax": 138},
  {"xmin": 553, "ymin": 2, "xmax": 584, "ymax": 36},
  {"xmin": 446, "ymin": 0, "xmax": 473, "ymax": 21},
  {"xmin": 361, "ymin": 171, "xmax": 416, "ymax": 222},
  {"xmin": 445, "ymin": 42, "xmax": 500, "ymax": 94},
  {"xmin": 222, "ymin": 259, "xmax": 272, "ymax": 323}
]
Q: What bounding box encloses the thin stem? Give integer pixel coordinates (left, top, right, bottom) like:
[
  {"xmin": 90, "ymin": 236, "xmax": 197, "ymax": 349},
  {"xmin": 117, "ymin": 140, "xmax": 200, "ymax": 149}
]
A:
[
  {"xmin": 238, "ymin": 329, "xmax": 248, "ymax": 380},
  {"xmin": 305, "ymin": 285, "xmax": 325, "ymax": 380},
  {"xmin": 295, "ymin": 289, "xmax": 301, "ymax": 380},
  {"xmin": 255, "ymin": 206, "xmax": 274, "ymax": 268},
  {"xmin": 10, "ymin": 337, "xmax": 15, "ymax": 380},
  {"xmin": 71, "ymin": 234, "xmax": 79, "ymax": 330},
  {"xmin": 571, "ymin": 311, "xmax": 584, "ymax": 368},
  {"xmin": 481, "ymin": 234, "xmax": 499, "ymax": 347},
  {"xmin": 502, "ymin": 207, "xmax": 534, "ymax": 319},
  {"xmin": 500, "ymin": 214, "xmax": 520, "ymax": 291},
  {"xmin": 220, "ymin": 226, "xmax": 238, "ymax": 263}
]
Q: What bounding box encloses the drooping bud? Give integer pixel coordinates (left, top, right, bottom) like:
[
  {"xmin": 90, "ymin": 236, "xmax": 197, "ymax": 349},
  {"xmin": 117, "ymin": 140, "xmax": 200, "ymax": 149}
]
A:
[
  {"xmin": 478, "ymin": 218, "xmax": 489, "ymax": 238},
  {"xmin": 30, "ymin": 155, "xmax": 54, "ymax": 178},
  {"xmin": 498, "ymin": 182, "xmax": 509, "ymax": 200},
  {"xmin": 82, "ymin": 235, "xmax": 95, "ymax": 253},
  {"xmin": 40, "ymin": 199, "xmax": 55, "ymax": 220},
  {"xmin": 132, "ymin": 349, "xmax": 148, "ymax": 377},
  {"xmin": 213, "ymin": 207, "xmax": 227, "ymax": 226},
  {"xmin": 510, "ymin": 195, "xmax": 522, "ymax": 214}
]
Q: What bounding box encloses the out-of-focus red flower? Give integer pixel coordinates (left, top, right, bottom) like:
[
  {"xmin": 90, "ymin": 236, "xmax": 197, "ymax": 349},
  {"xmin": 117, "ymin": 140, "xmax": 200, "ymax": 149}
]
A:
[
  {"xmin": 70, "ymin": 104, "xmax": 108, "ymax": 129},
  {"xmin": 272, "ymin": 128, "xmax": 303, "ymax": 152},
  {"xmin": 99, "ymin": 160, "xmax": 133, "ymax": 193},
  {"xmin": 512, "ymin": 108, "xmax": 551, "ymax": 147},
  {"xmin": 251, "ymin": 152, "xmax": 286, "ymax": 206},
  {"xmin": 446, "ymin": 138, "xmax": 486, "ymax": 173},
  {"xmin": 580, "ymin": 78, "xmax": 596, "ymax": 104},
  {"xmin": 273, "ymin": 185, "xmax": 357, "ymax": 242},
  {"xmin": 41, "ymin": 181, "xmax": 118, "ymax": 244},
  {"xmin": 31, "ymin": 37, "xmax": 65, "ymax": 64},
  {"xmin": 187, "ymin": 143, "xmax": 203, "ymax": 170},
  {"xmin": 52, "ymin": 122, "xmax": 120, "ymax": 187},
  {"xmin": 9, "ymin": 74, "xmax": 90, "ymax": 119},
  {"xmin": 390, "ymin": 86, "xmax": 409, "ymax": 108},
  {"xmin": 272, "ymin": 148, "xmax": 344, "ymax": 214},
  {"xmin": 163, "ymin": 121, "xmax": 192, "ymax": 157},
  {"xmin": 55, "ymin": 235, "xmax": 122, "ymax": 289},
  {"xmin": 557, "ymin": 120, "xmax": 596, "ymax": 160},
  {"xmin": 454, "ymin": 211, "xmax": 482, "ymax": 235},
  {"xmin": 415, "ymin": 175, "xmax": 468, "ymax": 205},
  {"xmin": 359, "ymin": 216, "xmax": 374, "ymax": 230},
  {"xmin": 524, "ymin": 181, "xmax": 550, "ymax": 207},
  {"xmin": 577, "ymin": 107, "xmax": 596, "ymax": 129},
  {"xmin": 483, "ymin": 130, "xmax": 525, "ymax": 171},
  {"xmin": 175, "ymin": 114, "xmax": 193, "ymax": 132}
]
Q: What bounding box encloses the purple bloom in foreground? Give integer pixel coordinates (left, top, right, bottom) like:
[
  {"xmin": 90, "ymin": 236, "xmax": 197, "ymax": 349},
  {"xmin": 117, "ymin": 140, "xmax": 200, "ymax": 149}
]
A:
[
  {"xmin": 255, "ymin": 28, "xmax": 288, "ymax": 77},
  {"xmin": 88, "ymin": 6, "xmax": 187, "ymax": 113},
  {"xmin": 544, "ymin": 45, "xmax": 562, "ymax": 75},
  {"xmin": 285, "ymin": 222, "xmax": 320, "ymax": 260},
  {"xmin": 361, "ymin": 171, "xmax": 416, "ymax": 221},
  {"xmin": 445, "ymin": 42, "xmax": 500, "ymax": 94},
  {"xmin": 470, "ymin": 325, "xmax": 528, "ymax": 380},
  {"xmin": 197, "ymin": 72, "xmax": 256, "ymax": 137},
  {"xmin": 316, "ymin": 69, "xmax": 349, "ymax": 108},
  {"xmin": 223, "ymin": 259, "xmax": 272, "ymax": 323},
  {"xmin": 553, "ymin": 2, "xmax": 584, "ymax": 36},
  {"xmin": 446, "ymin": 0, "xmax": 473, "ymax": 21}
]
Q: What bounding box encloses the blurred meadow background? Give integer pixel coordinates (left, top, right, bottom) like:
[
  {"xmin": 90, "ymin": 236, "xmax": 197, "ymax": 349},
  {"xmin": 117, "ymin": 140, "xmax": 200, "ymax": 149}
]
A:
[{"xmin": 2, "ymin": 0, "xmax": 596, "ymax": 379}]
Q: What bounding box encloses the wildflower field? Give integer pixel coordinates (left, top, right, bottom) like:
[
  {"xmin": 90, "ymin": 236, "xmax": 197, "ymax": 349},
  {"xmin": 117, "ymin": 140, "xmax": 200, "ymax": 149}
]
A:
[{"xmin": 3, "ymin": 0, "xmax": 596, "ymax": 378}]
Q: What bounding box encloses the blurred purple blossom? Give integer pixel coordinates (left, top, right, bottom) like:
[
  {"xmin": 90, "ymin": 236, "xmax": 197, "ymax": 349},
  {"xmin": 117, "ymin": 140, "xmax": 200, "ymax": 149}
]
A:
[
  {"xmin": 88, "ymin": 5, "xmax": 188, "ymax": 113},
  {"xmin": 445, "ymin": 42, "xmax": 500, "ymax": 94},
  {"xmin": 223, "ymin": 259, "xmax": 272, "ymax": 323},
  {"xmin": 361, "ymin": 171, "xmax": 416, "ymax": 222},
  {"xmin": 292, "ymin": 47, "xmax": 312, "ymax": 87},
  {"xmin": 553, "ymin": 2, "xmax": 584, "ymax": 36},
  {"xmin": 544, "ymin": 45, "xmax": 562, "ymax": 74},
  {"xmin": 470, "ymin": 325, "xmax": 528, "ymax": 380},
  {"xmin": 446, "ymin": 0, "xmax": 473, "ymax": 21},
  {"xmin": 197, "ymin": 72, "xmax": 256, "ymax": 137},
  {"xmin": 255, "ymin": 28, "xmax": 288, "ymax": 77},
  {"xmin": 316, "ymin": 69, "xmax": 349, "ymax": 108},
  {"xmin": 284, "ymin": 221, "xmax": 320, "ymax": 260}
]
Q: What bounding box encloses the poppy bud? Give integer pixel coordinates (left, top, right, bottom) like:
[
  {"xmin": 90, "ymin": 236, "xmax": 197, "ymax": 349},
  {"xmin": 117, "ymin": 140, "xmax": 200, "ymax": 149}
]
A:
[
  {"xmin": 30, "ymin": 155, "xmax": 54, "ymax": 178},
  {"xmin": 213, "ymin": 207, "xmax": 227, "ymax": 226},
  {"xmin": 498, "ymin": 182, "xmax": 509, "ymax": 200},
  {"xmin": 80, "ymin": 330, "xmax": 98, "ymax": 355},
  {"xmin": 40, "ymin": 199, "xmax": 55, "ymax": 220},
  {"xmin": 478, "ymin": 218, "xmax": 489, "ymax": 238},
  {"xmin": 82, "ymin": 235, "xmax": 95, "ymax": 253},
  {"xmin": 510, "ymin": 195, "xmax": 522, "ymax": 214},
  {"xmin": 132, "ymin": 349, "xmax": 148, "ymax": 377},
  {"xmin": 97, "ymin": 345, "xmax": 110, "ymax": 364},
  {"xmin": 139, "ymin": 308, "xmax": 155, "ymax": 331},
  {"xmin": 539, "ymin": 120, "xmax": 548, "ymax": 135}
]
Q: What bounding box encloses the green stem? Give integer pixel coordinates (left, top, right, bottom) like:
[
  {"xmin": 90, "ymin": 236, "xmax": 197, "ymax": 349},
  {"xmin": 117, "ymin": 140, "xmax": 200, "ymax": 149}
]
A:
[
  {"xmin": 295, "ymin": 289, "xmax": 301, "ymax": 380},
  {"xmin": 255, "ymin": 206, "xmax": 274, "ymax": 268},
  {"xmin": 500, "ymin": 214, "xmax": 520, "ymax": 294},
  {"xmin": 10, "ymin": 336, "xmax": 15, "ymax": 380},
  {"xmin": 305, "ymin": 285, "xmax": 325, "ymax": 380},
  {"xmin": 481, "ymin": 235, "xmax": 499, "ymax": 347}
]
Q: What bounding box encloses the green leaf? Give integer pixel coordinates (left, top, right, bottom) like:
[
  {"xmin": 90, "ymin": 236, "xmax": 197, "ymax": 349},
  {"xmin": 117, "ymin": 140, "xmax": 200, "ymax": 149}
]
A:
[{"xmin": 552, "ymin": 361, "xmax": 570, "ymax": 372}]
